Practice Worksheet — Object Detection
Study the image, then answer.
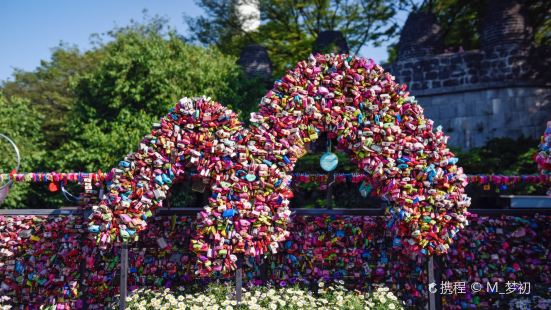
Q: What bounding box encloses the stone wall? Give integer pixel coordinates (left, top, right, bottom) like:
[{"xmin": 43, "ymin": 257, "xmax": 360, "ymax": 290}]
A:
[
  {"xmin": 386, "ymin": 45, "xmax": 550, "ymax": 149},
  {"xmin": 388, "ymin": 45, "xmax": 543, "ymax": 93},
  {"xmin": 385, "ymin": 0, "xmax": 551, "ymax": 149},
  {"xmin": 417, "ymin": 86, "xmax": 550, "ymax": 148}
]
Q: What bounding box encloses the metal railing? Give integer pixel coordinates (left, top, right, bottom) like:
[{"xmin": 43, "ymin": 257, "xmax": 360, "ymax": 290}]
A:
[{"xmin": 2, "ymin": 197, "xmax": 551, "ymax": 310}]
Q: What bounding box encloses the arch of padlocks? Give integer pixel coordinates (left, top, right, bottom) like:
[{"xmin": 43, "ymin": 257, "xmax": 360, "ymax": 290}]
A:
[{"xmin": 86, "ymin": 54, "xmax": 471, "ymax": 276}]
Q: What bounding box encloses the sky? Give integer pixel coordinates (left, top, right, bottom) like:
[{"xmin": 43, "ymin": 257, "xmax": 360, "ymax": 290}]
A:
[{"xmin": 0, "ymin": 0, "xmax": 401, "ymax": 82}]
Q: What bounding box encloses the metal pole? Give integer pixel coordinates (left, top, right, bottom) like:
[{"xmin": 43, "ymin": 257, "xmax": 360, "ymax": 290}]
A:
[
  {"xmin": 119, "ymin": 242, "xmax": 128, "ymax": 310},
  {"xmin": 428, "ymin": 256, "xmax": 443, "ymax": 310},
  {"xmin": 434, "ymin": 256, "xmax": 443, "ymax": 310},
  {"xmin": 326, "ymin": 172, "xmax": 334, "ymax": 209},
  {"xmin": 236, "ymin": 253, "xmax": 244, "ymax": 303},
  {"xmin": 428, "ymin": 256, "xmax": 436, "ymax": 310},
  {"xmin": 78, "ymin": 225, "xmax": 88, "ymax": 310}
]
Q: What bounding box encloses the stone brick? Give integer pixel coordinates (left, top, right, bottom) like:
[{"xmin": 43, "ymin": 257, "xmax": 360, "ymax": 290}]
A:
[
  {"xmin": 438, "ymin": 70, "xmax": 450, "ymax": 79},
  {"xmin": 443, "ymin": 79, "xmax": 459, "ymax": 87},
  {"xmin": 492, "ymin": 98, "xmax": 503, "ymax": 114},
  {"xmin": 425, "ymin": 71, "xmax": 438, "ymax": 79},
  {"xmin": 468, "ymin": 76, "xmax": 479, "ymax": 83},
  {"xmin": 438, "ymin": 104, "xmax": 456, "ymax": 119}
]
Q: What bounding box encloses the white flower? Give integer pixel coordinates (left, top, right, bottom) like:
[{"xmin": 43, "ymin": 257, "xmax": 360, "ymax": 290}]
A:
[
  {"xmin": 225, "ymin": 306, "xmax": 233, "ymax": 310},
  {"xmin": 388, "ymin": 304, "xmax": 396, "ymax": 309},
  {"xmin": 318, "ymin": 282, "xmax": 325, "ymax": 288},
  {"xmin": 269, "ymin": 303, "xmax": 277, "ymax": 310}
]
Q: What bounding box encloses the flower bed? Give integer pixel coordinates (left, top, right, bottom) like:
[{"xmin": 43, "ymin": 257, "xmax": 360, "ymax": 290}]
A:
[{"xmin": 116, "ymin": 282, "xmax": 403, "ymax": 310}]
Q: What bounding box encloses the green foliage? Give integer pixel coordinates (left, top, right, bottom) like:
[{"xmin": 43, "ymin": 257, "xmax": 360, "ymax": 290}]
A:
[
  {"xmin": 0, "ymin": 93, "xmax": 45, "ymax": 208},
  {"xmin": 525, "ymin": 0, "xmax": 551, "ymax": 47},
  {"xmin": 290, "ymin": 136, "xmax": 544, "ymax": 209},
  {"xmin": 452, "ymin": 137, "xmax": 544, "ymax": 196},
  {"xmin": 0, "ymin": 94, "xmax": 44, "ymax": 170},
  {"xmin": 291, "ymin": 141, "xmax": 379, "ymax": 209},
  {"xmin": 187, "ymin": 0, "xmax": 406, "ymax": 76},
  {"xmin": 429, "ymin": 0, "xmax": 484, "ymax": 50},
  {"xmin": 56, "ymin": 25, "xmax": 263, "ymax": 172},
  {"xmin": 1, "ymin": 46, "xmax": 105, "ymax": 154},
  {"xmin": 428, "ymin": 0, "xmax": 551, "ymax": 51},
  {"xmin": 0, "ymin": 18, "xmax": 266, "ymax": 208},
  {"xmin": 453, "ymin": 137, "xmax": 538, "ymax": 175}
]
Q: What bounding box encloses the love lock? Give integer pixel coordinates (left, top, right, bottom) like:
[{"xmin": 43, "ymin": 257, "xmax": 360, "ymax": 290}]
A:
[{"xmin": 84, "ymin": 54, "xmax": 471, "ymax": 277}]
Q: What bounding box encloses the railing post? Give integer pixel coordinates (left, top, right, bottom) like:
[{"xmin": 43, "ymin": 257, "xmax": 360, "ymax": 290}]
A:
[
  {"xmin": 325, "ymin": 172, "xmax": 334, "ymax": 209},
  {"xmin": 78, "ymin": 226, "xmax": 88, "ymax": 310},
  {"xmin": 435, "ymin": 256, "xmax": 443, "ymax": 310},
  {"xmin": 119, "ymin": 242, "xmax": 128, "ymax": 310},
  {"xmin": 236, "ymin": 253, "xmax": 244, "ymax": 303},
  {"xmin": 428, "ymin": 256, "xmax": 436, "ymax": 310},
  {"xmin": 428, "ymin": 256, "xmax": 443, "ymax": 310}
]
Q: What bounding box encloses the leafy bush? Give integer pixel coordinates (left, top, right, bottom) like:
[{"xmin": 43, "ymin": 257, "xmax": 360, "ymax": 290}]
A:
[
  {"xmin": 58, "ymin": 24, "xmax": 265, "ymax": 172},
  {"xmin": 0, "ymin": 93, "xmax": 47, "ymax": 209},
  {"xmin": 452, "ymin": 137, "xmax": 545, "ymax": 196},
  {"xmin": 0, "ymin": 19, "xmax": 266, "ymax": 208}
]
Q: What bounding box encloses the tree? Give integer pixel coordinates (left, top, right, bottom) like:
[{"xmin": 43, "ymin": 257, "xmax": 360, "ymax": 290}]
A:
[
  {"xmin": 0, "ymin": 93, "xmax": 47, "ymax": 208},
  {"xmin": 0, "ymin": 18, "xmax": 266, "ymax": 208},
  {"xmin": 56, "ymin": 21, "xmax": 264, "ymax": 172},
  {"xmin": 187, "ymin": 0, "xmax": 408, "ymax": 75},
  {"xmin": 1, "ymin": 46, "xmax": 105, "ymax": 156}
]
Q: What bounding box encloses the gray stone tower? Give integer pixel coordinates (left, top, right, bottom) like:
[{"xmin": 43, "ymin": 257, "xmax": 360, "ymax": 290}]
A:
[
  {"xmin": 235, "ymin": 1, "xmax": 272, "ymax": 79},
  {"xmin": 238, "ymin": 44, "xmax": 272, "ymax": 79},
  {"xmin": 481, "ymin": 0, "xmax": 533, "ymax": 49},
  {"xmin": 397, "ymin": 11, "xmax": 443, "ymax": 60},
  {"xmin": 387, "ymin": 1, "xmax": 550, "ymax": 149},
  {"xmin": 313, "ymin": 30, "xmax": 349, "ymax": 54}
]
